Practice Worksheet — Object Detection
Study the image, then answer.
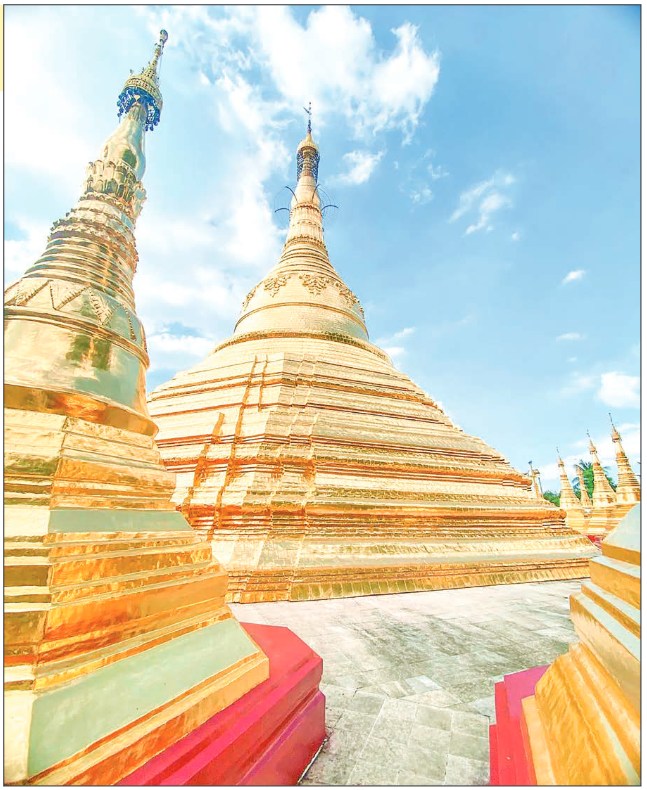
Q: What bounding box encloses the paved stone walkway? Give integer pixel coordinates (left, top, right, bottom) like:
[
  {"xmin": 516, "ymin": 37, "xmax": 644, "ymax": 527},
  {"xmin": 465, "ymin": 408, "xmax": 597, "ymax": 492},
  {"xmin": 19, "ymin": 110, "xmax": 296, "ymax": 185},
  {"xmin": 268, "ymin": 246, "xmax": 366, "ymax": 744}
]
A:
[{"xmin": 231, "ymin": 580, "xmax": 580, "ymax": 786}]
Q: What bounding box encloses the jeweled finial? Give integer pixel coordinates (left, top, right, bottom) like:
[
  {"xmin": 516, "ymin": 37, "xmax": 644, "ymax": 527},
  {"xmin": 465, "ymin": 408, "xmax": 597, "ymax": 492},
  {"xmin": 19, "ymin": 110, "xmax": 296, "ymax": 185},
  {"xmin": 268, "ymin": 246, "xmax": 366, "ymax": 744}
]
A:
[
  {"xmin": 117, "ymin": 29, "xmax": 168, "ymax": 131},
  {"xmin": 297, "ymin": 102, "xmax": 319, "ymax": 182}
]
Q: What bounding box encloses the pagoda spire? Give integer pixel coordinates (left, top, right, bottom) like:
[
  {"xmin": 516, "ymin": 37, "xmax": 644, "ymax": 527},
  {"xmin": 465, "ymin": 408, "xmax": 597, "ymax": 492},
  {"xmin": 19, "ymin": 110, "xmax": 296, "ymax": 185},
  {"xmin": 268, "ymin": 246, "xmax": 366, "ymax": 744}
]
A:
[
  {"xmin": 609, "ymin": 415, "xmax": 641, "ymax": 505},
  {"xmin": 587, "ymin": 431, "xmax": 617, "ymax": 507},
  {"xmin": 4, "ymin": 30, "xmax": 270, "ymax": 784},
  {"xmin": 234, "ymin": 111, "xmax": 371, "ymax": 348},
  {"xmin": 557, "ymin": 449, "xmax": 582, "ymax": 511},
  {"xmin": 5, "ymin": 30, "xmax": 169, "ymax": 426},
  {"xmin": 576, "ymin": 464, "xmax": 593, "ymax": 508}
]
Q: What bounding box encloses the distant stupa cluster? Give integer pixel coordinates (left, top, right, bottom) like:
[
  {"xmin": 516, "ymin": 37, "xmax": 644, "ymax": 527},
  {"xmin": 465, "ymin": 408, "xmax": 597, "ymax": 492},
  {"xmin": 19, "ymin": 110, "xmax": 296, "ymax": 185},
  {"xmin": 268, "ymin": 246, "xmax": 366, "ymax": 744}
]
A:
[{"xmin": 551, "ymin": 419, "xmax": 640, "ymax": 537}]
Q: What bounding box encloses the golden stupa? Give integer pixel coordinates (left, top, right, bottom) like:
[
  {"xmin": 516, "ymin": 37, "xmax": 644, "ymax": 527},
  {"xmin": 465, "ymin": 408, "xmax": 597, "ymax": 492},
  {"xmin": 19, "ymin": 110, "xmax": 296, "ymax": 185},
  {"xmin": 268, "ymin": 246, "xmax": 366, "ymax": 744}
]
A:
[
  {"xmin": 522, "ymin": 504, "xmax": 640, "ymax": 784},
  {"xmin": 609, "ymin": 417, "xmax": 641, "ymax": 519},
  {"xmin": 148, "ymin": 119, "xmax": 595, "ymax": 603},
  {"xmin": 4, "ymin": 32, "xmax": 268, "ymax": 785},
  {"xmin": 556, "ymin": 449, "xmax": 586, "ymax": 533},
  {"xmin": 586, "ymin": 432, "xmax": 619, "ymax": 534}
]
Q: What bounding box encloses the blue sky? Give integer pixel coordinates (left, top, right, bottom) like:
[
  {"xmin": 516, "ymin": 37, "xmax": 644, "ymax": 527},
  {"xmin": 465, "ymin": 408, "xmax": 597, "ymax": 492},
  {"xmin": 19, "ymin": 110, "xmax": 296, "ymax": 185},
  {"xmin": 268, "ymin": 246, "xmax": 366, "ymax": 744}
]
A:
[{"xmin": 5, "ymin": 5, "xmax": 640, "ymax": 488}]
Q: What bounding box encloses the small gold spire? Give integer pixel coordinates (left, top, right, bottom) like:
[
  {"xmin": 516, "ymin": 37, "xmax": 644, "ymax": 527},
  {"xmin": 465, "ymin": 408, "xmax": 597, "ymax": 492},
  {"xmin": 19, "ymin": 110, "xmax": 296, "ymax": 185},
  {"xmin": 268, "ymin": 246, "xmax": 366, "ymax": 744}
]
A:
[
  {"xmin": 588, "ymin": 432, "xmax": 616, "ymax": 507},
  {"xmin": 557, "ymin": 448, "xmax": 582, "ymax": 512},
  {"xmin": 576, "ymin": 464, "xmax": 593, "ymax": 508},
  {"xmin": 609, "ymin": 416, "xmax": 641, "ymax": 505}
]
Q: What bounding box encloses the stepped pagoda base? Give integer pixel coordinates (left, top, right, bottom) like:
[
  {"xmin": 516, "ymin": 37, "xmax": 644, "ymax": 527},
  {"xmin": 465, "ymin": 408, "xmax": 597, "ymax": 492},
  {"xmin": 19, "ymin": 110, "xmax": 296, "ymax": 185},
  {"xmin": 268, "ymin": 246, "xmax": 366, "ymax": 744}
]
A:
[
  {"xmin": 119, "ymin": 623, "xmax": 325, "ymax": 786},
  {"xmin": 218, "ymin": 544, "xmax": 592, "ymax": 603}
]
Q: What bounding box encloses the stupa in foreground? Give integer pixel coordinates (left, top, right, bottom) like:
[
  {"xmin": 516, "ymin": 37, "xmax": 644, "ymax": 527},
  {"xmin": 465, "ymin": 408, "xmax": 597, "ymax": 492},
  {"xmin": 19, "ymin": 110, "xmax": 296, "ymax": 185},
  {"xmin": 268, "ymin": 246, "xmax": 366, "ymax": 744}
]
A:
[
  {"xmin": 4, "ymin": 33, "xmax": 323, "ymax": 785},
  {"xmin": 148, "ymin": 120, "xmax": 595, "ymax": 603}
]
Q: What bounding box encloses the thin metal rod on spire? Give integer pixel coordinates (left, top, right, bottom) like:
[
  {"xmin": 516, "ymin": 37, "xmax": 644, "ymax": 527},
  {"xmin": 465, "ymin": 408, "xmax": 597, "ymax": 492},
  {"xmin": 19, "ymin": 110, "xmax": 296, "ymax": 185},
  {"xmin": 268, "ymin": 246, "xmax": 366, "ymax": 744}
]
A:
[{"xmin": 303, "ymin": 101, "xmax": 312, "ymax": 134}]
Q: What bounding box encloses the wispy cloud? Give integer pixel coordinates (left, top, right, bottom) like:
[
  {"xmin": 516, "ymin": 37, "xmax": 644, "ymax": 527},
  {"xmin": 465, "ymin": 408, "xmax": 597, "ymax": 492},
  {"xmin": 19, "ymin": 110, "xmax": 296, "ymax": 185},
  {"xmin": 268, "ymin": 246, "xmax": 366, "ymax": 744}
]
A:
[
  {"xmin": 4, "ymin": 219, "xmax": 51, "ymax": 281},
  {"xmin": 511, "ymin": 231, "xmax": 521, "ymax": 241},
  {"xmin": 332, "ymin": 150, "xmax": 384, "ymax": 186},
  {"xmin": 410, "ymin": 186, "xmax": 433, "ymax": 205},
  {"xmin": 450, "ymin": 171, "xmax": 515, "ymax": 235},
  {"xmin": 559, "ymin": 371, "xmax": 597, "ymax": 397},
  {"xmin": 556, "ymin": 332, "xmax": 585, "ymax": 341},
  {"xmin": 393, "ymin": 326, "xmax": 416, "ymax": 340},
  {"xmin": 375, "ymin": 326, "xmax": 416, "ymax": 359},
  {"xmin": 562, "ymin": 269, "xmax": 586, "ymax": 285},
  {"xmin": 598, "ymin": 371, "xmax": 640, "ymax": 408}
]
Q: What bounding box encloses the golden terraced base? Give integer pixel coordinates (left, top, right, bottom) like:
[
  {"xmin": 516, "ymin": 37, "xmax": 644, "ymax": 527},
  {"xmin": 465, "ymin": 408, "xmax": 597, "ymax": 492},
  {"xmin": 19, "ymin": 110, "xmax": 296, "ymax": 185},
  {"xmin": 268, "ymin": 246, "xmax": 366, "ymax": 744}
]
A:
[{"xmin": 149, "ymin": 338, "xmax": 595, "ymax": 603}]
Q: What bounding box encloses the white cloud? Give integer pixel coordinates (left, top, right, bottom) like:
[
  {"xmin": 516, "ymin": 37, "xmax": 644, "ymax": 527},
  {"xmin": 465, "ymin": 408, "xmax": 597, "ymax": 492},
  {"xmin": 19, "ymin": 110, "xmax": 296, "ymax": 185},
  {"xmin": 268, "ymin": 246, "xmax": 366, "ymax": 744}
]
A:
[
  {"xmin": 147, "ymin": 331, "xmax": 215, "ymax": 368},
  {"xmin": 568, "ymin": 356, "xmax": 578, "ymax": 363},
  {"xmin": 511, "ymin": 231, "xmax": 521, "ymax": 241},
  {"xmin": 376, "ymin": 326, "xmax": 417, "ymax": 359},
  {"xmin": 393, "ymin": 326, "xmax": 416, "ymax": 340},
  {"xmin": 5, "ymin": 14, "xmax": 95, "ymax": 190},
  {"xmin": 450, "ymin": 171, "xmax": 515, "ymax": 235},
  {"xmin": 4, "ymin": 220, "xmax": 51, "ymax": 280},
  {"xmin": 410, "ymin": 186, "xmax": 433, "ymax": 205},
  {"xmin": 562, "ymin": 269, "xmax": 586, "ymax": 285},
  {"xmin": 383, "ymin": 345, "xmax": 406, "ymax": 359},
  {"xmin": 598, "ymin": 372, "xmax": 640, "ymax": 409},
  {"xmin": 465, "ymin": 192, "xmax": 511, "ymax": 235},
  {"xmin": 556, "ymin": 332, "xmax": 585, "ymax": 341},
  {"xmin": 237, "ymin": 7, "xmax": 440, "ymax": 143},
  {"xmin": 332, "ymin": 150, "xmax": 384, "ymax": 186},
  {"xmin": 559, "ymin": 371, "xmax": 597, "ymax": 397}
]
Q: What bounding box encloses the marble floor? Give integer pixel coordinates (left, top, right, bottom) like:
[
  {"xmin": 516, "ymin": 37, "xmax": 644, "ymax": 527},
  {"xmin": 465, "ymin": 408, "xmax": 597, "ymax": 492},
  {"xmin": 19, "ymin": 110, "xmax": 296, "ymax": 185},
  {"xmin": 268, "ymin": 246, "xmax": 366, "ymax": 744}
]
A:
[{"xmin": 231, "ymin": 580, "xmax": 581, "ymax": 786}]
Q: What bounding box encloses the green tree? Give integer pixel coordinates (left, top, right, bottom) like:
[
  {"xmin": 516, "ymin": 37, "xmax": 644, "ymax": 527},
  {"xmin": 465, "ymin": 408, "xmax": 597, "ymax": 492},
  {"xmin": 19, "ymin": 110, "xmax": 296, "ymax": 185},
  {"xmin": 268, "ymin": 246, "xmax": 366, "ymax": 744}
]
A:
[
  {"xmin": 571, "ymin": 460, "xmax": 617, "ymax": 499},
  {"xmin": 543, "ymin": 490, "xmax": 561, "ymax": 507}
]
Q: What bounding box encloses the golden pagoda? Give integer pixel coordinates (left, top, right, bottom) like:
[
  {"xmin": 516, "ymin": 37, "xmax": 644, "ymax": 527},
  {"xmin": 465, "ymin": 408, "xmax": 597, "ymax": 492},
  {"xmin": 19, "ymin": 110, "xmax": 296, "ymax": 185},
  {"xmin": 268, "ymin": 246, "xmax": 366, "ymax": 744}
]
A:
[
  {"xmin": 556, "ymin": 449, "xmax": 587, "ymax": 533},
  {"xmin": 148, "ymin": 119, "xmax": 595, "ymax": 603},
  {"xmin": 609, "ymin": 415, "xmax": 640, "ymax": 520},
  {"xmin": 586, "ymin": 432, "xmax": 618, "ymax": 535},
  {"xmin": 576, "ymin": 463, "xmax": 593, "ymax": 509},
  {"xmin": 4, "ymin": 32, "xmax": 269, "ymax": 784},
  {"xmin": 521, "ymin": 504, "xmax": 640, "ymax": 784}
]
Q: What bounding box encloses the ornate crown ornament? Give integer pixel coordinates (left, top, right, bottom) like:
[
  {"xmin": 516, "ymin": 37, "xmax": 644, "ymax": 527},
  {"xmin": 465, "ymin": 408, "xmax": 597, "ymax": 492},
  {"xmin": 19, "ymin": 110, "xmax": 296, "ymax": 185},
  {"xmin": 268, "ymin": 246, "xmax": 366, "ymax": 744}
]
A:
[{"xmin": 117, "ymin": 29, "xmax": 167, "ymax": 131}]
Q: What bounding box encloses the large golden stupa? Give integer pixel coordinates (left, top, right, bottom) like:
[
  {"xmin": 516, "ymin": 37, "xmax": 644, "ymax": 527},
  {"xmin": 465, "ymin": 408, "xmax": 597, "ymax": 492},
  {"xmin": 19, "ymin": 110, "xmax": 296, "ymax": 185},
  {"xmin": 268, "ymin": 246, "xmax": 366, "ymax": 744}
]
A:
[
  {"xmin": 148, "ymin": 120, "xmax": 595, "ymax": 603},
  {"xmin": 4, "ymin": 32, "xmax": 268, "ymax": 784}
]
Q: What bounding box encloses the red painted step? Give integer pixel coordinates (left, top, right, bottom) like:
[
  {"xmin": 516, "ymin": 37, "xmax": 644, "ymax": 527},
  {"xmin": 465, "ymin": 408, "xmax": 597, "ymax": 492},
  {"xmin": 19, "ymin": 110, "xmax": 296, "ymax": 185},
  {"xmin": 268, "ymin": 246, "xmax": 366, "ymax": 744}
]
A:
[
  {"xmin": 119, "ymin": 623, "xmax": 325, "ymax": 786},
  {"xmin": 489, "ymin": 665, "xmax": 549, "ymax": 786}
]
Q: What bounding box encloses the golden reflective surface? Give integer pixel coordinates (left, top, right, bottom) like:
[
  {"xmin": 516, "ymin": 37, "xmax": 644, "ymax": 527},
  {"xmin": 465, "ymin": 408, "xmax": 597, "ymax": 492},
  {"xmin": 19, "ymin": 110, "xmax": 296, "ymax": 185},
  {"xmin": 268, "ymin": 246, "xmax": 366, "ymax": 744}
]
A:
[
  {"xmin": 522, "ymin": 505, "xmax": 640, "ymax": 785},
  {"xmin": 4, "ymin": 33, "xmax": 268, "ymax": 785},
  {"xmin": 149, "ymin": 127, "xmax": 595, "ymax": 603}
]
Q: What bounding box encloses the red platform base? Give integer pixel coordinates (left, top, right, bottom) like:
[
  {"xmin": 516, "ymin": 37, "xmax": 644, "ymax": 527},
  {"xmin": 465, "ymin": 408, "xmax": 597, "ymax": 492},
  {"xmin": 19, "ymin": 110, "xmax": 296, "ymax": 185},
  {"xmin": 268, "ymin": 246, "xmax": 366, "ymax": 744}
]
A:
[
  {"xmin": 489, "ymin": 665, "xmax": 548, "ymax": 786},
  {"xmin": 120, "ymin": 623, "xmax": 325, "ymax": 786}
]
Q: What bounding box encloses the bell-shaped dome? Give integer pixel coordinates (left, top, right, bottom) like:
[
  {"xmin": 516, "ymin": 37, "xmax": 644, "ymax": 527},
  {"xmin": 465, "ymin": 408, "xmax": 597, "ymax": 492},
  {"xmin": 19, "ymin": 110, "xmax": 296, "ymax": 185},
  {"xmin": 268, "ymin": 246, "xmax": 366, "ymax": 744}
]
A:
[{"xmin": 234, "ymin": 122, "xmax": 370, "ymax": 345}]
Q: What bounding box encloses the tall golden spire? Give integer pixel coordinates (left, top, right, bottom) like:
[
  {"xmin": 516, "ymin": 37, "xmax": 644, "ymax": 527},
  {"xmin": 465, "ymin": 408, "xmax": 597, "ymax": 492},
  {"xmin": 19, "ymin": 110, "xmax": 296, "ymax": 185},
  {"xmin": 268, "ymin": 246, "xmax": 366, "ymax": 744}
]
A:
[
  {"xmin": 576, "ymin": 464, "xmax": 593, "ymax": 508},
  {"xmin": 233, "ymin": 111, "xmax": 372, "ymax": 350},
  {"xmin": 5, "ymin": 31, "xmax": 170, "ymax": 424},
  {"xmin": 557, "ymin": 449, "xmax": 582, "ymax": 511},
  {"xmin": 4, "ymin": 31, "xmax": 268, "ymax": 784},
  {"xmin": 609, "ymin": 415, "xmax": 641, "ymax": 505},
  {"xmin": 587, "ymin": 431, "xmax": 617, "ymax": 507}
]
